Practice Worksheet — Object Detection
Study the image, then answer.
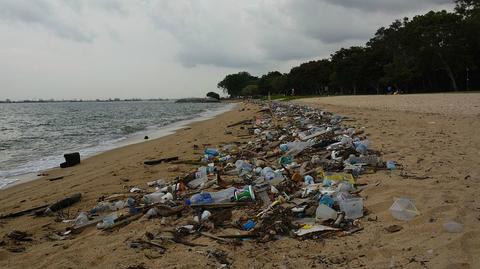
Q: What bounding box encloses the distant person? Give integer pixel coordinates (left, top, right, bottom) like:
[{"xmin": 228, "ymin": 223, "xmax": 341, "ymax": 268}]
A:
[
  {"xmin": 387, "ymin": 86, "xmax": 393, "ymax": 94},
  {"xmin": 291, "ymin": 88, "xmax": 295, "ymax": 96}
]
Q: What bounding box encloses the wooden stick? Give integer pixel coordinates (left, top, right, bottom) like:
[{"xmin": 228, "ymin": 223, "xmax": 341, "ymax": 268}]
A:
[
  {"xmin": 227, "ymin": 119, "xmax": 251, "ymax": 128},
  {"xmin": 0, "ymin": 204, "xmax": 49, "ymax": 219},
  {"xmin": 200, "ymin": 232, "xmax": 237, "ymax": 244},
  {"xmin": 138, "ymin": 240, "xmax": 167, "ymax": 251},
  {"xmin": 144, "ymin": 156, "xmax": 179, "ymax": 165}
]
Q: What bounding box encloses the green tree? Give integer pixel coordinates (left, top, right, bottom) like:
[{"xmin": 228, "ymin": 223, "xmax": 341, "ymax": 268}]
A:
[
  {"xmin": 206, "ymin": 91, "xmax": 220, "ymax": 100},
  {"xmin": 287, "ymin": 59, "xmax": 332, "ymax": 95},
  {"xmin": 217, "ymin": 72, "xmax": 258, "ymax": 97},
  {"xmin": 330, "ymin": 47, "xmax": 367, "ymax": 95},
  {"xmin": 257, "ymin": 71, "xmax": 288, "ymax": 95},
  {"xmin": 241, "ymin": 84, "xmax": 259, "ymax": 96}
]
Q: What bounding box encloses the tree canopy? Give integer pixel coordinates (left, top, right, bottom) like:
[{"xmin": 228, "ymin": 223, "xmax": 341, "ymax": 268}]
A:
[
  {"xmin": 206, "ymin": 91, "xmax": 220, "ymax": 100},
  {"xmin": 218, "ymin": 1, "xmax": 479, "ymax": 97}
]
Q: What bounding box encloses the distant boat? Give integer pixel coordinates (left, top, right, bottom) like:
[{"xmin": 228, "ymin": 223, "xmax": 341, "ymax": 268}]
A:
[{"xmin": 175, "ymin": 97, "xmax": 220, "ymax": 103}]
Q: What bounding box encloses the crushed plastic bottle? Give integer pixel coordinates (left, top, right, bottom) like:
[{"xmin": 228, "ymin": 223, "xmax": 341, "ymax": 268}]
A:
[
  {"xmin": 235, "ymin": 160, "xmax": 253, "ymax": 172},
  {"xmin": 74, "ymin": 212, "xmax": 89, "ymax": 226},
  {"xmin": 90, "ymin": 199, "xmax": 129, "ymax": 214},
  {"xmin": 304, "ymin": 175, "xmax": 314, "ymax": 185},
  {"xmin": 354, "ymin": 140, "xmax": 369, "ymax": 155},
  {"xmin": 204, "ymin": 148, "xmax": 219, "ymax": 156},
  {"xmin": 96, "ymin": 213, "xmax": 117, "ymax": 229},
  {"xmin": 319, "ymin": 194, "xmax": 334, "ymax": 208},
  {"xmin": 281, "ymin": 140, "xmax": 315, "ymax": 156},
  {"xmin": 386, "ymin": 160, "xmax": 396, "ymax": 170}
]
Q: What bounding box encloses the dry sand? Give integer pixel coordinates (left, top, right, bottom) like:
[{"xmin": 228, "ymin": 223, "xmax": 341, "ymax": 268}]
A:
[{"xmin": 0, "ymin": 93, "xmax": 479, "ymax": 268}]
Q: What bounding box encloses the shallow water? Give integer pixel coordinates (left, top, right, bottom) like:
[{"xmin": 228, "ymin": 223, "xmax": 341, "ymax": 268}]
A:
[{"xmin": 0, "ymin": 101, "xmax": 231, "ymax": 188}]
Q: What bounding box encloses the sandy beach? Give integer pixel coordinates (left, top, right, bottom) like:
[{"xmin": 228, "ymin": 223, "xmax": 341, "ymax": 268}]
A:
[{"xmin": 1, "ymin": 93, "xmax": 479, "ymax": 269}]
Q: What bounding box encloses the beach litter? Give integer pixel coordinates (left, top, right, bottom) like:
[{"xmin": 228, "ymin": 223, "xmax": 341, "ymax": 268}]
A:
[
  {"xmin": 443, "ymin": 221, "xmax": 463, "ymax": 233},
  {"xmin": 389, "ymin": 198, "xmax": 420, "ymax": 221},
  {"xmin": 1, "ymin": 101, "xmax": 399, "ymax": 254}
]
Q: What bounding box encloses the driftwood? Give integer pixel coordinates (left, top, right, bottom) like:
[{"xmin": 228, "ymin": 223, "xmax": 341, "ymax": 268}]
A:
[
  {"xmin": 0, "ymin": 204, "xmax": 49, "ymax": 219},
  {"xmin": 140, "ymin": 240, "xmax": 167, "ymax": 251},
  {"xmin": 49, "ymin": 193, "xmax": 81, "ymax": 211},
  {"xmin": 37, "ymin": 193, "xmax": 82, "ymax": 216},
  {"xmin": 189, "ymin": 202, "xmax": 253, "ymax": 209},
  {"xmin": 171, "ymin": 160, "xmax": 203, "ymax": 165},
  {"xmin": 400, "ymin": 173, "xmax": 430, "ymax": 180},
  {"xmin": 46, "ymin": 176, "xmax": 64, "ymax": 181},
  {"xmin": 200, "ymin": 232, "xmax": 238, "ymax": 244},
  {"xmin": 226, "ymin": 119, "xmax": 251, "ymax": 128},
  {"xmin": 217, "ymin": 233, "xmax": 257, "ymax": 239},
  {"xmin": 144, "ymin": 156, "xmax": 179, "ymax": 165}
]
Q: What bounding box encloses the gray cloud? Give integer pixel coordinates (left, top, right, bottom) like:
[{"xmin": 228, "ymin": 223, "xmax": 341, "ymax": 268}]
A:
[
  {"xmin": 0, "ymin": 0, "xmax": 455, "ymax": 100},
  {"xmin": 0, "ymin": 0, "xmax": 94, "ymax": 42},
  {"xmin": 322, "ymin": 0, "xmax": 452, "ymax": 13},
  {"xmin": 147, "ymin": 0, "xmax": 452, "ymax": 69}
]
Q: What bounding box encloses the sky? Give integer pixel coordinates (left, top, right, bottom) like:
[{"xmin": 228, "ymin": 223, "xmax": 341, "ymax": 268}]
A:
[{"xmin": 0, "ymin": 0, "xmax": 454, "ymax": 100}]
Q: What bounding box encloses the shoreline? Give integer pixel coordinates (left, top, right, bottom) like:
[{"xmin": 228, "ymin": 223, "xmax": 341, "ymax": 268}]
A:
[
  {"xmin": 0, "ymin": 102, "xmax": 237, "ymax": 191},
  {"xmin": 0, "ymin": 94, "xmax": 479, "ymax": 268}
]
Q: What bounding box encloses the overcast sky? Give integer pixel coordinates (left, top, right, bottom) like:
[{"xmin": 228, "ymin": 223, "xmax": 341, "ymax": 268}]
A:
[{"xmin": 0, "ymin": 0, "xmax": 453, "ymax": 100}]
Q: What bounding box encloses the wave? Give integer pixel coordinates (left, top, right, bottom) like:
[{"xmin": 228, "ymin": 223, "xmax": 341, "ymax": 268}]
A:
[
  {"xmin": 121, "ymin": 125, "xmax": 147, "ymax": 134},
  {"xmin": 0, "ymin": 103, "xmax": 236, "ymax": 189}
]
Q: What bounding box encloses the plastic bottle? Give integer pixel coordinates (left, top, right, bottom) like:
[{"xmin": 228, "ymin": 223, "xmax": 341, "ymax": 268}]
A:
[
  {"xmin": 282, "ymin": 140, "xmax": 315, "ymax": 155},
  {"xmin": 204, "ymin": 148, "xmax": 219, "ymax": 156},
  {"xmin": 235, "ymin": 160, "xmax": 253, "ymax": 172},
  {"xmin": 207, "ymin": 163, "xmax": 215, "ymax": 173},
  {"xmin": 142, "ymin": 191, "xmax": 165, "ymax": 204},
  {"xmin": 354, "ymin": 140, "xmax": 369, "ymax": 155},
  {"xmin": 279, "ymin": 156, "xmax": 293, "ymax": 165},
  {"xmin": 340, "ymin": 135, "xmax": 353, "ymax": 145},
  {"xmin": 261, "ymin": 167, "xmax": 275, "ymax": 180},
  {"xmin": 304, "ymin": 175, "xmax": 314, "ymax": 185},
  {"xmin": 195, "ymin": 167, "xmax": 208, "ymax": 179},
  {"xmin": 186, "ymin": 193, "xmax": 214, "ymax": 205},
  {"xmin": 96, "ymin": 213, "xmax": 117, "ymax": 229},
  {"xmin": 386, "ymin": 160, "xmax": 396, "ymax": 170},
  {"xmin": 186, "ymin": 187, "xmax": 236, "ymax": 205},
  {"xmin": 90, "ymin": 200, "xmax": 127, "ymax": 214},
  {"xmin": 319, "ymin": 194, "xmax": 334, "ymax": 208},
  {"xmin": 337, "ymin": 182, "xmax": 354, "ymax": 192},
  {"xmin": 219, "ymin": 155, "xmax": 231, "ymax": 162}
]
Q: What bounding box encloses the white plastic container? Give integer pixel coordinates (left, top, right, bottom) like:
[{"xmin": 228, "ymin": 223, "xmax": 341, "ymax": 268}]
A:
[
  {"xmin": 316, "ymin": 204, "xmax": 338, "ymax": 221},
  {"xmin": 339, "ymin": 198, "xmax": 363, "ymax": 219},
  {"xmin": 389, "ymin": 198, "xmax": 419, "ymax": 221}
]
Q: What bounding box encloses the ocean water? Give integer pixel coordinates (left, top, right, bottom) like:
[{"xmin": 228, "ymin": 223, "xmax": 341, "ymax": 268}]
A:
[{"xmin": 0, "ymin": 101, "xmax": 233, "ymax": 188}]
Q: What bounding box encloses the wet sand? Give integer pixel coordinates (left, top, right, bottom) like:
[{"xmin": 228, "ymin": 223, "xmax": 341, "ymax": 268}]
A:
[{"xmin": 0, "ymin": 94, "xmax": 479, "ymax": 268}]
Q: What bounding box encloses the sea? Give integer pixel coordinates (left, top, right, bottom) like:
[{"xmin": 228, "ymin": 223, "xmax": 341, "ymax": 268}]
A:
[{"xmin": 0, "ymin": 100, "xmax": 234, "ymax": 189}]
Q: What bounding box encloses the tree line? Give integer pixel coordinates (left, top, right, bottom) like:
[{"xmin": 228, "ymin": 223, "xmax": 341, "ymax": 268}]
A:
[{"xmin": 217, "ymin": 0, "xmax": 480, "ymax": 97}]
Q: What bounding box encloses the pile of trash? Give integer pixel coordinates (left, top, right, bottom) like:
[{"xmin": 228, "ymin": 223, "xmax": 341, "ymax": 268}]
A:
[{"xmin": 52, "ymin": 102, "xmax": 406, "ymax": 247}]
